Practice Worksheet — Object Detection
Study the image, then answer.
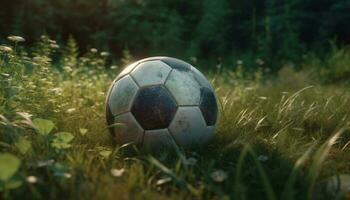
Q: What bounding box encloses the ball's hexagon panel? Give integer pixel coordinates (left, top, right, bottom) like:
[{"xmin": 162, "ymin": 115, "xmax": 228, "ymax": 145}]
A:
[
  {"xmin": 191, "ymin": 66, "xmax": 213, "ymax": 90},
  {"xmin": 199, "ymin": 87, "xmax": 218, "ymax": 126},
  {"xmin": 160, "ymin": 57, "xmax": 191, "ymax": 71},
  {"xmin": 113, "ymin": 112, "xmax": 144, "ymax": 145},
  {"xmin": 143, "ymin": 129, "xmax": 174, "ymax": 150},
  {"xmin": 116, "ymin": 62, "xmax": 139, "ymax": 81},
  {"xmin": 108, "ymin": 75, "xmax": 139, "ymax": 116},
  {"xmin": 169, "ymin": 107, "xmax": 214, "ymax": 146},
  {"xmin": 165, "ymin": 69, "xmax": 201, "ymax": 106},
  {"xmin": 131, "ymin": 86, "xmax": 177, "ymax": 130},
  {"xmin": 131, "ymin": 60, "xmax": 172, "ymax": 87}
]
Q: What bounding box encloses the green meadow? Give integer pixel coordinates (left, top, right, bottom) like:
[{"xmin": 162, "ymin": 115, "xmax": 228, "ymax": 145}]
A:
[{"xmin": 0, "ymin": 35, "xmax": 349, "ymax": 199}]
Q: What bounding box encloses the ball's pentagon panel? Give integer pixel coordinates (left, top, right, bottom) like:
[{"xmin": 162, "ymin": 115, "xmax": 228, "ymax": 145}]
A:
[
  {"xmin": 108, "ymin": 75, "xmax": 139, "ymax": 116},
  {"xmin": 131, "ymin": 85, "xmax": 177, "ymax": 130},
  {"xmin": 191, "ymin": 66, "xmax": 214, "ymax": 90},
  {"xmin": 113, "ymin": 112, "xmax": 144, "ymax": 144},
  {"xmin": 143, "ymin": 129, "xmax": 174, "ymax": 150},
  {"xmin": 160, "ymin": 57, "xmax": 192, "ymax": 71},
  {"xmin": 199, "ymin": 87, "xmax": 218, "ymax": 126},
  {"xmin": 131, "ymin": 60, "xmax": 172, "ymax": 87},
  {"xmin": 169, "ymin": 107, "xmax": 214, "ymax": 146},
  {"xmin": 165, "ymin": 69, "xmax": 201, "ymax": 106}
]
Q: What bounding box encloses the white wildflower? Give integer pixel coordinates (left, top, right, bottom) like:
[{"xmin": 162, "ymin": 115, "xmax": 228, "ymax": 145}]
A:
[
  {"xmin": 0, "ymin": 45, "xmax": 13, "ymax": 53},
  {"xmin": 258, "ymin": 96, "xmax": 267, "ymax": 100},
  {"xmin": 7, "ymin": 35, "xmax": 25, "ymax": 42},
  {"xmin": 66, "ymin": 108, "xmax": 76, "ymax": 113},
  {"xmin": 211, "ymin": 170, "xmax": 228, "ymax": 182},
  {"xmin": 90, "ymin": 48, "xmax": 98, "ymax": 53},
  {"xmin": 26, "ymin": 176, "xmax": 38, "ymax": 184},
  {"xmin": 100, "ymin": 52, "xmax": 110, "ymax": 57},
  {"xmin": 256, "ymin": 58, "xmax": 265, "ymax": 65},
  {"xmin": 48, "ymin": 39, "xmax": 56, "ymax": 44},
  {"xmin": 50, "ymin": 44, "xmax": 60, "ymax": 49},
  {"xmin": 110, "ymin": 168, "xmax": 125, "ymax": 177}
]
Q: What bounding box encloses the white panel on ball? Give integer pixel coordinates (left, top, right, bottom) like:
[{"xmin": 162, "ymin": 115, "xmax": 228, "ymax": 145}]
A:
[
  {"xmin": 165, "ymin": 69, "xmax": 201, "ymax": 105},
  {"xmin": 131, "ymin": 60, "xmax": 172, "ymax": 87},
  {"xmin": 108, "ymin": 75, "xmax": 139, "ymax": 116},
  {"xmin": 143, "ymin": 129, "xmax": 174, "ymax": 150},
  {"xmin": 116, "ymin": 62, "xmax": 139, "ymax": 80},
  {"xmin": 113, "ymin": 112, "xmax": 144, "ymax": 145},
  {"xmin": 169, "ymin": 107, "xmax": 214, "ymax": 146},
  {"xmin": 191, "ymin": 66, "xmax": 213, "ymax": 90}
]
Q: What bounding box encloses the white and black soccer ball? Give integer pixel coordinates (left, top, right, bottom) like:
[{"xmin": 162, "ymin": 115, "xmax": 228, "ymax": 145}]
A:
[{"xmin": 105, "ymin": 57, "xmax": 218, "ymax": 149}]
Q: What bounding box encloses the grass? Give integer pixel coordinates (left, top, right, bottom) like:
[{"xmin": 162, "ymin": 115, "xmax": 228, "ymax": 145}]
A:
[{"xmin": 0, "ymin": 35, "xmax": 350, "ymax": 200}]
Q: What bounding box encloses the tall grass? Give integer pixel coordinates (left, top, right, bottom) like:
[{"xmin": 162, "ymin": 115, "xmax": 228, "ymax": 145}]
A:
[{"xmin": 0, "ymin": 35, "xmax": 349, "ymax": 199}]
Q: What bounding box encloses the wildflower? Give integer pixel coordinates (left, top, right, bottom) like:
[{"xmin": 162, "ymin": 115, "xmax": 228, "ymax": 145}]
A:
[
  {"xmin": 7, "ymin": 35, "xmax": 25, "ymax": 42},
  {"xmin": 50, "ymin": 44, "xmax": 60, "ymax": 49},
  {"xmin": 51, "ymin": 88, "xmax": 63, "ymax": 93},
  {"xmin": 90, "ymin": 48, "xmax": 98, "ymax": 53},
  {"xmin": 211, "ymin": 170, "xmax": 228, "ymax": 182},
  {"xmin": 100, "ymin": 52, "xmax": 110, "ymax": 57},
  {"xmin": 66, "ymin": 108, "xmax": 76, "ymax": 113},
  {"xmin": 110, "ymin": 168, "xmax": 125, "ymax": 177},
  {"xmin": 236, "ymin": 60, "xmax": 243, "ymax": 65},
  {"xmin": 190, "ymin": 56, "xmax": 197, "ymax": 63},
  {"xmin": 26, "ymin": 176, "xmax": 38, "ymax": 184},
  {"xmin": 258, "ymin": 96, "xmax": 267, "ymax": 100},
  {"xmin": 256, "ymin": 58, "xmax": 265, "ymax": 65},
  {"xmin": 184, "ymin": 157, "xmax": 197, "ymax": 166},
  {"xmin": 0, "ymin": 45, "xmax": 13, "ymax": 53},
  {"xmin": 257, "ymin": 155, "xmax": 269, "ymax": 162},
  {"xmin": 48, "ymin": 39, "xmax": 56, "ymax": 44},
  {"xmin": 110, "ymin": 65, "xmax": 118, "ymax": 69}
]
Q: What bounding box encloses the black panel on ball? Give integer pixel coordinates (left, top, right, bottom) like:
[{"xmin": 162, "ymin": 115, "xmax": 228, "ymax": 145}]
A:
[
  {"xmin": 160, "ymin": 57, "xmax": 191, "ymax": 71},
  {"xmin": 199, "ymin": 87, "xmax": 218, "ymax": 126},
  {"xmin": 131, "ymin": 85, "xmax": 177, "ymax": 130}
]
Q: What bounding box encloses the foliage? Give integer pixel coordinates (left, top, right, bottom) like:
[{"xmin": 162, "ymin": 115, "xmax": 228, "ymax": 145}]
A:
[
  {"xmin": 0, "ymin": 0, "xmax": 349, "ymax": 68},
  {"xmin": 0, "ymin": 35, "xmax": 350, "ymax": 199}
]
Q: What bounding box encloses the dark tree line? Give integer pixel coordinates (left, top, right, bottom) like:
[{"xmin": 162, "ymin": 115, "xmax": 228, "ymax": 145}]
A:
[{"xmin": 1, "ymin": 0, "xmax": 349, "ymax": 69}]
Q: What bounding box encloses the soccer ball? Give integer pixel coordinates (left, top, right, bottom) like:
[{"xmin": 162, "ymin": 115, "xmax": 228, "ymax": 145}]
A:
[{"xmin": 105, "ymin": 57, "xmax": 218, "ymax": 149}]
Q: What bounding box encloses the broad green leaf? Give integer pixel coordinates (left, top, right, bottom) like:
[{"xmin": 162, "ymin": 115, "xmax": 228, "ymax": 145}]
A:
[
  {"xmin": 51, "ymin": 132, "xmax": 74, "ymax": 149},
  {"xmin": 33, "ymin": 118, "xmax": 55, "ymax": 135},
  {"xmin": 53, "ymin": 132, "xmax": 74, "ymax": 143},
  {"xmin": 5, "ymin": 178, "xmax": 23, "ymax": 189},
  {"xmin": 79, "ymin": 128, "xmax": 88, "ymax": 136},
  {"xmin": 0, "ymin": 153, "xmax": 21, "ymax": 181},
  {"xmin": 15, "ymin": 137, "xmax": 32, "ymax": 154}
]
